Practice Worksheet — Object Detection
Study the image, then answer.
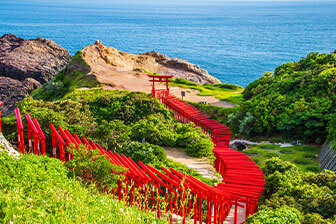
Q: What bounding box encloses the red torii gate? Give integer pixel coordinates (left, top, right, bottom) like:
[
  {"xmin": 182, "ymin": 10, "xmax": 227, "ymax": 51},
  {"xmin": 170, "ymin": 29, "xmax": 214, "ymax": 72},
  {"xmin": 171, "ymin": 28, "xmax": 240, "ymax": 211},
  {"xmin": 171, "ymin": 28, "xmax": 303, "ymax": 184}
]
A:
[{"xmin": 147, "ymin": 74, "xmax": 173, "ymax": 98}]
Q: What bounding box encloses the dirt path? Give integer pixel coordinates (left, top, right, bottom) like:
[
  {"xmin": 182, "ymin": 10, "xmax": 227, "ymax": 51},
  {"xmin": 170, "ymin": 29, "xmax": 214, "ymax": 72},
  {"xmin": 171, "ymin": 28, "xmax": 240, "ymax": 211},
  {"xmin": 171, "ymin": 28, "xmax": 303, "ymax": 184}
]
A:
[{"xmin": 165, "ymin": 148, "xmax": 220, "ymax": 180}]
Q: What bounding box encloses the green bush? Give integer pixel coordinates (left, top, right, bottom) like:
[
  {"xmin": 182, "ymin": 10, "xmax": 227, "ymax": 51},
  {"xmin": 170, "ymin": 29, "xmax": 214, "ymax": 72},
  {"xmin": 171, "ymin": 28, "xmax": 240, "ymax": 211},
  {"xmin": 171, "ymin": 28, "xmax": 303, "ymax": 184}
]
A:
[
  {"xmin": 263, "ymin": 157, "xmax": 298, "ymax": 176},
  {"xmin": 246, "ymin": 206, "xmax": 302, "ymax": 224},
  {"xmin": 130, "ymin": 114, "xmax": 178, "ymax": 147},
  {"xmin": 261, "ymin": 158, "xmax": 336, "ymax": 220},
  {"xmin": 65, "ymin": 145, "xmax": 126, "ymax": 191},
  {"xmin": 91, "ymin": 119, "xmax": 131, "ymax": 149},
  {"xmin": 303, "ymin": 213, "xmax": 335, "ymax": 224},
  {"xmin": 185, "ymin": 135, "xmax": 214, "ymax": 157},
  {"xmin": 0, "ymin": 151, "xmax": 165, "ymax": 224},
  {"xmin": 117, "ymin": 141, "xmax": 167, "ymax": 165},
  {"xmin": 130, "ymin": 115, "xmax": 213, "ymax": 157}
]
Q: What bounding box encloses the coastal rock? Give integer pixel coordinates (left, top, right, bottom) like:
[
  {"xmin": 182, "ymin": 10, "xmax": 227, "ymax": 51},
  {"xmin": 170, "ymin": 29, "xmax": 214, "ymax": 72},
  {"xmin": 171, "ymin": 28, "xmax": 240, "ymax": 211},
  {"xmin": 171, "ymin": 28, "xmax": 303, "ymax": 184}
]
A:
[
  {"xmin": 75, "ymin": 43, "xmax": 220, "ymax": 90},
  {"xmin": 0, "ymin": 33, "xmax": 71, "ymax": 115},
  {"xmin": 0, "ymin": 76, "xmax": 42, "ymax": 116},
  {"xmin": 142, "ymin": 51, "xmax": 220, "ymax": 84}
]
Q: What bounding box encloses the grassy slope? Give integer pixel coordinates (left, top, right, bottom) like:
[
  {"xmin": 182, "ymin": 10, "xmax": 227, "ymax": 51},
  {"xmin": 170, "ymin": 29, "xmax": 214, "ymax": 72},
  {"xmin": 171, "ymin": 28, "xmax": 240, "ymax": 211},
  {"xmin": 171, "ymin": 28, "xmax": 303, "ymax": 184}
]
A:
[
  {"xmin": 170, "ymin": 78, "xmax": 244, "ymax": 104},
  {"xmin": 141, "ymin": 69, "xmax": 244, "ymax": 104},
  {"xmin": 0, "ymin": 151, "xmax": 165, "ymax": 224}
]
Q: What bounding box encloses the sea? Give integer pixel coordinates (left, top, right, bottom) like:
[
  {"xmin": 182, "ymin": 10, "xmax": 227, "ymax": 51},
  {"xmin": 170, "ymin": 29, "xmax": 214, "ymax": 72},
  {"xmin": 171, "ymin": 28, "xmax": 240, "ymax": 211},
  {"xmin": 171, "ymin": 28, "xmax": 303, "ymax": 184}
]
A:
[{"xmin": 0, "ymin": 0, "xmax": 335, "ymax": 87}]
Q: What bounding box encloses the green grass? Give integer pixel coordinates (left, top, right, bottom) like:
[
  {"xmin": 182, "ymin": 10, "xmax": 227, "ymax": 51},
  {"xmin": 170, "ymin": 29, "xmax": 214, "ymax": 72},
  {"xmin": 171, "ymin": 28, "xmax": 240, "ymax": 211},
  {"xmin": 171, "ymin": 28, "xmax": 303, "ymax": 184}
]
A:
[
  {"xmin": 140, "ymin": 71, "xmax": 244, "ymax": 104},
  {"xmin": 0, "ymin": 151, "xmax": 165, "ymax": 224},
  {"xmin": 242, "ymin": 144, "xmax": 321, "ymax": 172},
  {"xmin": 169, "ymin": 78, "xmax": 244, "ymax": 104}
]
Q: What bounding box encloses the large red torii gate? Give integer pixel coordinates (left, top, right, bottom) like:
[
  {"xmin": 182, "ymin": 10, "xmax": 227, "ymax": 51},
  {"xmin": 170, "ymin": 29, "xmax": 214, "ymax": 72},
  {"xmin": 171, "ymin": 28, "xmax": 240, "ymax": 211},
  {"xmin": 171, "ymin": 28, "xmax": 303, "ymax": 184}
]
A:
[{"xmin": 147, "ymin": 74, "xmax": 173, "ymax": 98}]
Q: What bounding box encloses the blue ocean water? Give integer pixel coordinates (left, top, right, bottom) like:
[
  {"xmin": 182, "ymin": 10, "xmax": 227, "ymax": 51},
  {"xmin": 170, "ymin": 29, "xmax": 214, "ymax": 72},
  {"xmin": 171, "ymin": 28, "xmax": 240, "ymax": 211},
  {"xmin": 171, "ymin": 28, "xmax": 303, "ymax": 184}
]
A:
[{"xmin": 0, "ymin": 1, "xmax": 335, "ymax": 87}]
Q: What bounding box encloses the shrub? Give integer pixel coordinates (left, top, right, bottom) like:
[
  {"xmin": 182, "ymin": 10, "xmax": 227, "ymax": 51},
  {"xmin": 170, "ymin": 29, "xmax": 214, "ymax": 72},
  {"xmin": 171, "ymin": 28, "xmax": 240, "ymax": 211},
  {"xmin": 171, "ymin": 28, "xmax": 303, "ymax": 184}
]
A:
[
  {"xmin": 246, "ymin": 206, "xmax": 302, "ymax": 224},
  {"xmin": 239, "ymin": 112, "xmax": 254, "ymax": 135},
  {"xmin": 130, "ymin": 114, "xmax": 178, "ymax": 147},
  {"xmin": 262, "ymin": 158, "xmax": 336, "ymax": 220},
  {"xmin": 303, "ymin": 213, "xmax": 335, "ymax": 224},
  {"xmin": 130, "ymin": 115, "xmax": 213, "ymax": 158},
  {"xmin": 185, "ymin": 136, "xmax": 214, "ymax": 157},
  {"xmin": 118, "ymin": 141, "xmax": 167, "ymax": 165},
  {"xmin": 263, "ymin": 157, "xmax": 298, "ymax": 176},
  {"xmin": 65, "ymin": 145, "xmax": 126, "ymax": 191},
  {"xmin": 91, "ymin": 119, "xmax": 131, "ymax": 149}
]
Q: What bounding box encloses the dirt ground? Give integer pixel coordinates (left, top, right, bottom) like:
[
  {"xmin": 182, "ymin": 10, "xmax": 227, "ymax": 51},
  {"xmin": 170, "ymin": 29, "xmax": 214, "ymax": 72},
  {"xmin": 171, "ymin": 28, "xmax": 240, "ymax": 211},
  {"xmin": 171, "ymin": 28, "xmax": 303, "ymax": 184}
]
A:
[{"xmin": 165, "ymin": 147, "xmax": 220, "ymax": 180}]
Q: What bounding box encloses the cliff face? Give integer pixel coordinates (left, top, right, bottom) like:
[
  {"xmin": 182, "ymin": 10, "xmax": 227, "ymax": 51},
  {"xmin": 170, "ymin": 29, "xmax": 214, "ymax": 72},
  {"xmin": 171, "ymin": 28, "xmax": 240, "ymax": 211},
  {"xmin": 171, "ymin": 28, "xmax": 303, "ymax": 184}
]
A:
[
  {"xmin": 0, "ymin": 34, "xmax": 71, "ymax": 115},
  {"xmin": 141, "ymin": 51, "xmax": 220, "ymax": 84}
]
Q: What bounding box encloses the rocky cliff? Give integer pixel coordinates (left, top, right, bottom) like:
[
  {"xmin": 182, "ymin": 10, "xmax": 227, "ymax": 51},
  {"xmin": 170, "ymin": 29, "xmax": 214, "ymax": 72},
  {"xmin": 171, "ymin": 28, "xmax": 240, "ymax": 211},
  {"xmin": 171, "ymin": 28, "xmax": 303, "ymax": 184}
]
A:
[
  {"xmin": 0, "ymin": 34, "xmax": 71, "ymax": 115},
  {"xmin": 52, "ymin": 43, "xmax": 220, "ymax": 96},
  {"xmin": 141, "ymin": 50, "xmax": 220, "ymax": 84},
  {"xmin": 67, "ymin": 43, "xmax": 220, "ymax": 91}
]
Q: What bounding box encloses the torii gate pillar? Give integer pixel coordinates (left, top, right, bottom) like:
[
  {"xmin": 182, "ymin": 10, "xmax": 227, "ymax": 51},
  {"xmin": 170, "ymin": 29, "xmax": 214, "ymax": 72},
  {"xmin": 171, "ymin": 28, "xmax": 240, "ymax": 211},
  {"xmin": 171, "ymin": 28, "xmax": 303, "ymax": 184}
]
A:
[{"xmin": 147, "ymin": 74, "xmax": 173, "ymax": 98}]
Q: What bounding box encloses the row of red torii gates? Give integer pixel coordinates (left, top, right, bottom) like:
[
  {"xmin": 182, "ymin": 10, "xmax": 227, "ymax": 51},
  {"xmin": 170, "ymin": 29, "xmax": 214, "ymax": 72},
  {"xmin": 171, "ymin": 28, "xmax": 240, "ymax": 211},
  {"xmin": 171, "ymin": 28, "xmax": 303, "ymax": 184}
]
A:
[{"xmin": 0, "ymin": 75, "xmax": 265, "ymax": 224}]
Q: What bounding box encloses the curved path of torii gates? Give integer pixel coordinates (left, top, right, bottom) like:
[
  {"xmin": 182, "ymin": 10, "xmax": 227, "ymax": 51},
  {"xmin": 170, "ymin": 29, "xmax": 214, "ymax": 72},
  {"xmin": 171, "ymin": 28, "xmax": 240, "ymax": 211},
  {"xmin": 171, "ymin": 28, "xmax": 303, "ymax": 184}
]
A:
[{"xmin": 0, "ymin": 75, "xmax": 265, "ymax": 224}]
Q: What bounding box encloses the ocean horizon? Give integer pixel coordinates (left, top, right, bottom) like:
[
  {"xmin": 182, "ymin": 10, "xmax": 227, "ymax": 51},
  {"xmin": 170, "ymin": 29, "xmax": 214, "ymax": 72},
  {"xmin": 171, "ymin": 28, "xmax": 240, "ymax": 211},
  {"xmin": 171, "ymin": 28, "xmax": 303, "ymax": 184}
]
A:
[{"xmin": 0, "ymin": 0, "xmax": 335, "ymax": 87}]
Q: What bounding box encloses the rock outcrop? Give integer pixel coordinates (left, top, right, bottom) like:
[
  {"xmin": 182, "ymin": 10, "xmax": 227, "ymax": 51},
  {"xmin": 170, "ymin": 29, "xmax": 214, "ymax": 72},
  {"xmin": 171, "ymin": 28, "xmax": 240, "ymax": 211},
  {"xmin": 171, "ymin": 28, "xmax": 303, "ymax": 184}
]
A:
[
  {"xmin": 76, "ymin": 43, "xmax": 220, "ymax": 90},
  {"xmin": 142, "ymin": 51, "xmax": 220, "ymax": 84},
  {"xmin": 0, "ymin": 34, "xmax": 71, "ymax": 115}
]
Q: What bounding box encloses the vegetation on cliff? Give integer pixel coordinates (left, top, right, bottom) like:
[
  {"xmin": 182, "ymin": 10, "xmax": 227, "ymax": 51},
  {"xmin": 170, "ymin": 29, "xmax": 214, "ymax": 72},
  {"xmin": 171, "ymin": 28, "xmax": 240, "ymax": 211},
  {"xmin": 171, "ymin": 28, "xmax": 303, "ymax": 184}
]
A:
[
  {"xmin": 32, "ymin": 51, "xmax": 101, "ymax": 101},
  {"xmin": 230, "ymin": 52, "xmax": 336, "ymax": 144}
]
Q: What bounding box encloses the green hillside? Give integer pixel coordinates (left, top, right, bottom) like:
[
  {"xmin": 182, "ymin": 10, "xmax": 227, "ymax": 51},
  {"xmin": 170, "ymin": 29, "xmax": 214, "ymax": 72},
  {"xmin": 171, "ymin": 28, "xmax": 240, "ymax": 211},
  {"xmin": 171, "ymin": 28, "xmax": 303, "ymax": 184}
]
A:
[
  {"xmin": 0, "ymin": 151, "xmax": 164, "ymax": 224},
  {"xmin": 229, "ymin": 52, "xmax": 336, "ymax": 144}
]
